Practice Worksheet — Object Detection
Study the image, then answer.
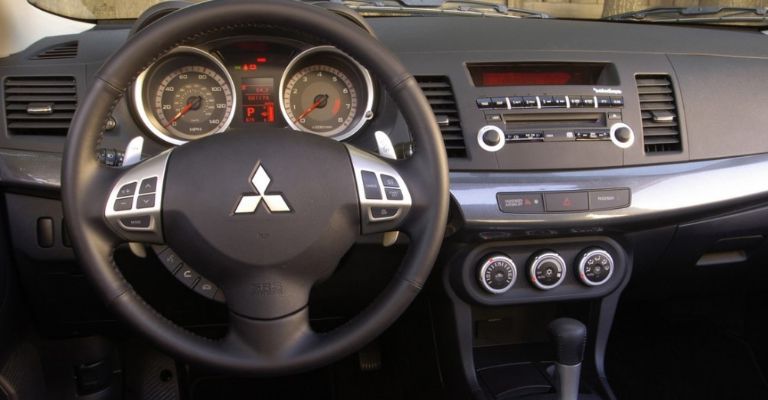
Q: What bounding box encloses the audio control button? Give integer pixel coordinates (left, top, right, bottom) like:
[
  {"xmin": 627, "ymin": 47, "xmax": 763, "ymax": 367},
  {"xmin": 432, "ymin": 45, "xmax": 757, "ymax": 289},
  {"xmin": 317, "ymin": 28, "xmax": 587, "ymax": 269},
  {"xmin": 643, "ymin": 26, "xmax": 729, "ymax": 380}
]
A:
[
  {"xmin": 478, "ymin": 125, "xmax": 505, "ymax": 152},
  {"xmin": 476, "ymin": 98, "xmax": 493, "ymax": 108}
]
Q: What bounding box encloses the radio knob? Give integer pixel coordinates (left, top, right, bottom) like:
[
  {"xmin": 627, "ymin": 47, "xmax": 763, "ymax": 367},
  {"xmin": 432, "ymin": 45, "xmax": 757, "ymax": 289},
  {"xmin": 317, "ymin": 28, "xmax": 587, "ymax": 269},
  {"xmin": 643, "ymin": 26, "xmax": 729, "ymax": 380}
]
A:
[
  {"xmin": 609, "ymin": 123, "xmax": 634, "ymax": 149},
  {"xmin": 577, "ymin": 248, "xmax": 614, "ymax": 286},
  {"xmin": 528, "ymin": 251, "xmax": 567, "ymax": 290},
  {"xmin": 478, "ymin": 255, "xmax": 517, "ymax": 294},
  {"xmin": 477, "ymin": 125, "xmax": 505, "ymax": 152}
]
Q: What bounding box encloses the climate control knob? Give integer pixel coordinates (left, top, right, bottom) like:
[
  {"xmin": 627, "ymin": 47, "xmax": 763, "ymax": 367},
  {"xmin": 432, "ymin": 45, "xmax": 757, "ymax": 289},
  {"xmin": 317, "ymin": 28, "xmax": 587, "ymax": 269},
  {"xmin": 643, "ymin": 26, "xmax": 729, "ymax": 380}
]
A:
[
  {"xmin": 529, "ymin": 252, "xmax": 567, "ymax": 290},
  {"xmin": 577, "ymin": 248, "xmax": 614, "ymax": 286},
  {"xmin": 478, "ymin": 255, "xmax": 517, "ymax": 294}
]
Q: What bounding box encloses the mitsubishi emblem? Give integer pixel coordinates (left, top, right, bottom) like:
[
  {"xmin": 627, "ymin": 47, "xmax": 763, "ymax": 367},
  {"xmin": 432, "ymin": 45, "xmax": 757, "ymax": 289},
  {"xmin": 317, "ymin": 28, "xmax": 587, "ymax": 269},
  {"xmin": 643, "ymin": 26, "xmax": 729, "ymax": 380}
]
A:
[{"xmin": 233, "ymin": 164, "xmax": 291, "ymax": 214}]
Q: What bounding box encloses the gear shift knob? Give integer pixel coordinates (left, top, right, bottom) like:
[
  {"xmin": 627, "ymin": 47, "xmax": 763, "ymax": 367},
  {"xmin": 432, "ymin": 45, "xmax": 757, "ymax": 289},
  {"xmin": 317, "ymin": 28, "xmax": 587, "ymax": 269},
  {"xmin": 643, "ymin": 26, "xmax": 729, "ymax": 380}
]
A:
[
  {"xmin": 548, "ymin": 318, "xmax": 587, "ymax": 366},
  {"xmin": 548, "ymin": 318, "xmax": 587, "ymax": 400}
]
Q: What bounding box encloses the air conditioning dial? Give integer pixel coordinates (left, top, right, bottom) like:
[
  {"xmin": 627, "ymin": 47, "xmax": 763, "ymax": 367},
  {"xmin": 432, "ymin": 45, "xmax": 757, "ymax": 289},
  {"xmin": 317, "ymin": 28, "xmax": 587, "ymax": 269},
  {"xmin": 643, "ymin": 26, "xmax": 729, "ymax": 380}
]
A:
[
  {"xmin": 478, "ymin": 255, "xmax": 517, "ymax": 294},
  {"xmin": 577, "ymin": 248, "xmax": 614, "ymax": 286},
  {"xmin": 528, "ymin": 251, "xmax": 567, "ymax": 290}
]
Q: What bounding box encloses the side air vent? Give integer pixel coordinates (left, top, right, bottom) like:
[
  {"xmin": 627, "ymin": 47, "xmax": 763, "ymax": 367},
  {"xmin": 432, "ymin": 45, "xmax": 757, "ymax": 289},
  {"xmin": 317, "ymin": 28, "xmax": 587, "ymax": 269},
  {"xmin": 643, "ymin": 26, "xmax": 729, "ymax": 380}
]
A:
[
  {"xmin": 31, "ymin": 42, "xmax": 78, "ymax": 60},
  {"xmin": 4, "ymin": 77, "xmax": 77, "ymax": 135},
  {"xmin": 636, "ymin": 74, "xmax": 682, "ymax": 153},
  {"xmin": 415, "ymin": 76, "xmax": 466, "ymax": 158}
]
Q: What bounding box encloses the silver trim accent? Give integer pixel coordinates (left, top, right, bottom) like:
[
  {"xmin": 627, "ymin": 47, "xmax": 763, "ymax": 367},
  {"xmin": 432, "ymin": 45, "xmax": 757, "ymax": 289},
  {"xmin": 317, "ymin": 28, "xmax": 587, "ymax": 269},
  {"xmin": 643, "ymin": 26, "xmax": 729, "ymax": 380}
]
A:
[
  {"xmin": 528, "ymin": 252, "xmax": 566, "ymax": 290},
  {"xmin": 449, "ymin": 153, "xmax": 768, "ymax": 228},
  {"xmin": 233, "ymin": 165, "xmax": 291, "ymax": 214},
  {"xmin": 374, "ymin": 131, "xmax": 397, "ymax": 160},
  {"xmin": 132, "ymin": 46, "xmax": 237, "ymax": 146},
  {"xmin": 123, "ymin": 136, "xmax": 144, "ymax": 167},
  {"xmin": 104, "ymin": 151, "xmax": 171, "ymax": 243},
  {"xmin": 278, "ymin": 46, "xmax": 375, "ymax": 141},
  {"xmin": 555, "ymin": 363, "xmax": 582, "ymax": 400},
  {"xmin": 565, "ymin": 96, "xmax": 571, "ymax": 109},
  {"xmin": 477, "ymin": 125, "xmax": 505, "ymax": 152},
  {"xmin": 346, "ymin": 145, "xmax": 412, "ymax": 234},
  {"xmin": 609, "ymin": 122, "xmax": 635, "ymax": 149},
  {"xmin": 577, "ymin": 249, "xmax": 614, "ymax": 286},
  {"xmin": 478, "ymin": 255, "xmax": 517, "ymax": 294},
  {"xmin": 26, "ymin": 103, "xmax": 53, "ymax": 114}
]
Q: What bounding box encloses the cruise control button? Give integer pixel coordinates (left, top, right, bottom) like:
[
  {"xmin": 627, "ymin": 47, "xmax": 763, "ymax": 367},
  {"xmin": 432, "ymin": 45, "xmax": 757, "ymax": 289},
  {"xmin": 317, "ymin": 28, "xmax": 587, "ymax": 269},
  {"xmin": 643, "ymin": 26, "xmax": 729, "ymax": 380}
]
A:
[
  {"xmin": 158, "ymin": 248, "xmax": 183, "ymax": 273},
  {"xmin": 136, "ymin": 194, "xmax": 155, "ymax": 209},
  {"xmin": 194, "ymin": 278, "xmax": 218, "ymax": 299},
  {"xmin": 371, "ymin": 207, "xmax": 399, "ymax": 219},
  {"xmin": 175, "ymin": 265, "xmax": 200, "ymax": 288},
  {"xmin": 385, "ymin": 188, "xmax": 403, "ymax": 200},
  {"xmin": 117, "ymin": 182, "xmax": 136, "ymax": 198},
  {"xmin": 139, "ymin": 177, "xmax": 157, "ymax": 194},
  {"xmin": 113, "ymin": 197, "xmax": 132, "ymax": 211},
  {"xmin": 120, "ymin": 215, "xmax": 151, "ymax": 229},
  {"xmin": 497, "ymin": 193, "xmax": 544, "ymax": 213},
  {"xmin": 589, "ymin": 189, "xmax": 630, "ymax": 210},
  {"xmin": 380, "ymin": 174, "xmax": 399, "ymax": 188},
  {"xmin": 361, "ymin": 170, "xmax": 382, "ymax": 199},
  {"xmin": 544, "ymin": 192, "xmax": 589, "ymax": 212}
]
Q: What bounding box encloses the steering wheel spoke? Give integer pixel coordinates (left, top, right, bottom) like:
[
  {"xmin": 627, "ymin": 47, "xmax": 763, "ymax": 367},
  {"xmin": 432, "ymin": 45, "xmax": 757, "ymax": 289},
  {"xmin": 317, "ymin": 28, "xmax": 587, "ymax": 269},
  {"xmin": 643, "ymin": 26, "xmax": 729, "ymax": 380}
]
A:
[
  {"xmin": 346, "ymin": 144, "xmax": 413, "ymax": 235},
  {"xmin": 104, "ymin": 150, "xmax": 171, "ymax": 244}
]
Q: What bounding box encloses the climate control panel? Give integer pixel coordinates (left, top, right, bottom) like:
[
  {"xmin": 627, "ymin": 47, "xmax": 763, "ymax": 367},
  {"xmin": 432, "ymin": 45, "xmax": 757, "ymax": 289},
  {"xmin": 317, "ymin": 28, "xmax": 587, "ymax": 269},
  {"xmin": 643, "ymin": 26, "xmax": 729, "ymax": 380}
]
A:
[{"xmin": 461, "ymin": 237, "xmax": 626, "ymax": 305}]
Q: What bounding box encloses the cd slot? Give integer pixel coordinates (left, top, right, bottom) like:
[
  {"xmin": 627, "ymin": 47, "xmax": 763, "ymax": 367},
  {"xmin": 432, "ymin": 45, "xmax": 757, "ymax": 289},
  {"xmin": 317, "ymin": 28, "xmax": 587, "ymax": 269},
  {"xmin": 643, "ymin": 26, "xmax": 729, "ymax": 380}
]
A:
[{"xmin": 503, "ymin": 112, "xmax": 606, "ymax": 130}]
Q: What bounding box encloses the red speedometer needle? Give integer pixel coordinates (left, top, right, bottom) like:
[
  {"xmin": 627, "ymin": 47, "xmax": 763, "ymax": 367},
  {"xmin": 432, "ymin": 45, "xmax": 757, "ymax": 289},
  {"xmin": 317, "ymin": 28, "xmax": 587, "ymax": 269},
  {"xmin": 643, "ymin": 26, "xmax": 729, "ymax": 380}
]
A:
[
  {"xmin": 295, "ymin": 95, "xmax": 328, "ymax": 122},
  {"xmin": 163, "ymin": 97, "xmax": 199, "ymax": 128}
]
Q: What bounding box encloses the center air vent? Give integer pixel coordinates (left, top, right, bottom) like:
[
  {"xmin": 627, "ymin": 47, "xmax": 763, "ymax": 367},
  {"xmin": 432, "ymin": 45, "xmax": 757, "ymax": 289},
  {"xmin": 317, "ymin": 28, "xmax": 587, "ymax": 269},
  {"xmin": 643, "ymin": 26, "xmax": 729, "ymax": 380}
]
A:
[
  {"xmin": 636, "ymin": 74, "xmax": 682, "ymax": 153},
  {"xmin": 4, "ymin": 76, "xmax": 77, "ymax": 135},
  {"xmin": 31, "ymin": 42, "xmax": 78, "ymax": 60},
  {"xmin": 415, "ymin": 76, "xmax": 466, "ymax": 158}
]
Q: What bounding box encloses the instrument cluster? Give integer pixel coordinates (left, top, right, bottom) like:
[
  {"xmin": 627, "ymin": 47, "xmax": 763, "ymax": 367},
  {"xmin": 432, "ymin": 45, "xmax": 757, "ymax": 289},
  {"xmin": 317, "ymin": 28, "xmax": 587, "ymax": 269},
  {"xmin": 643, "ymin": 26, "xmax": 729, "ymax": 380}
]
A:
[{"xmin": 131, "ymin": 38, "xmax": 375, "ymax": 145}]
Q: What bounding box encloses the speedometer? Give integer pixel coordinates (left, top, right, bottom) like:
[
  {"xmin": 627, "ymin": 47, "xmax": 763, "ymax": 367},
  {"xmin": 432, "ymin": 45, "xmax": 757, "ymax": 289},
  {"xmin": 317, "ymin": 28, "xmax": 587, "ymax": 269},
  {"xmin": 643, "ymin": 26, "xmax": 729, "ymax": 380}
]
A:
[
  {"xmin": 280, "ymin": 46, "xmax": 374, "ymax": 141},
  {"xmin": 133, "ymin": 47, "xmax": 236, "ymax": 145}
]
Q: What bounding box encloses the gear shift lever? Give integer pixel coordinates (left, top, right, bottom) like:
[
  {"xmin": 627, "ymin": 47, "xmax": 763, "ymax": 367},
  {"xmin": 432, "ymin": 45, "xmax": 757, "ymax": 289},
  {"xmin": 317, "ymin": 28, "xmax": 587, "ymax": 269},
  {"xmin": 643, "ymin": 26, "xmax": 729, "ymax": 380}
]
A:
[{"xmin": 548, "ymin": 318, "xmax": 587, "ymax": 400}]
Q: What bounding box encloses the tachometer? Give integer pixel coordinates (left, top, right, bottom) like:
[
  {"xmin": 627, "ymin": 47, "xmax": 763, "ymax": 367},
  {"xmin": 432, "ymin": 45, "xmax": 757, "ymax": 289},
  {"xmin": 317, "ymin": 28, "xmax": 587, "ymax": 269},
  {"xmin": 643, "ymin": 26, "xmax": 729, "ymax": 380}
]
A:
[
  {"xmin": 280, "ymin": 46, "xmax": 374, "ymax": 141},
  {"xmin": 133, "ymin": 47, "xmax": 236, "ymax": 145}
]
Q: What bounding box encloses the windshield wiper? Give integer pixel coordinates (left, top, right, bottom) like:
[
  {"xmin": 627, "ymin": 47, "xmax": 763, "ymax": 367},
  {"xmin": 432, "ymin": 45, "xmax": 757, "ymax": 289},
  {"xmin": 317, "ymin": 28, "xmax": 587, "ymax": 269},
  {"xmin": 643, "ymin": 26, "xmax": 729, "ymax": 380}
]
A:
[
  {"xmin": 604, "ymin": 6, "xmax": 768, "ymax": 24},
  {"xmin": 332, "ymin": 0, "xmax": 550, "ymax": 18}
]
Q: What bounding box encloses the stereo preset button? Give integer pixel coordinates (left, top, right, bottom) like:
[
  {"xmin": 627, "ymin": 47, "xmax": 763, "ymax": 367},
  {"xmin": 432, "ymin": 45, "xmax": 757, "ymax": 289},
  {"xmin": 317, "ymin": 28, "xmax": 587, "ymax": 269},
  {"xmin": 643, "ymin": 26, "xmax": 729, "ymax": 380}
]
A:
[
  {"xmin": 476, "ymin": 98, "xmax": 492, "ymax": 108},
  {"xmin": 589, "ymin": 189, "xmax": 630, "ymax": 210},
  {"xmin": 522, "ymin": 96, "xmax": 538, "ymax": 107},
  {"xmin": 540, "ymin": 96, "xmax": 555, "ymax": 107},
  {"xmin": 509, "ymin": 97, "xmax": 524, "ymax": 107},
  {"xmin": 596, "ymin": 96, "xmax": 612, "ymax": 107},
  {"xmin": 582, "ymin": 97, "xmax": 596, "ymax": 107},
  {"xmin": 610, "ymin": 96, "xmax": 624, "ymax": 106},
  {"xmin": 569, "ymin": 96, "xmax": 583, "ymax": 107},
  {"xmin": 497, "ymin": 193, "xmax": 544, "ymax": 213},
  {"xmin": 553, "ymin": 96, "xmax": 568, "ymax": 107},
  {"xmin": 491, "ymin": 97, "xmax": 507, "ymax": 108},
  {"xmin": 544, "ymin": 192, "xmax": 589, "ymax": 212}
]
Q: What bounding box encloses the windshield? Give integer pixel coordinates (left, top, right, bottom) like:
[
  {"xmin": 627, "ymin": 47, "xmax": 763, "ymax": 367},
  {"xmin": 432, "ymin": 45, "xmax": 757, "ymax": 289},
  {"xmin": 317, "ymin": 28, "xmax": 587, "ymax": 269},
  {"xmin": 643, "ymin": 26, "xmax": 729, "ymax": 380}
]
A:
[{"xmin": 28, "ymin": 0, "xmax": 768, "ymax": 25}]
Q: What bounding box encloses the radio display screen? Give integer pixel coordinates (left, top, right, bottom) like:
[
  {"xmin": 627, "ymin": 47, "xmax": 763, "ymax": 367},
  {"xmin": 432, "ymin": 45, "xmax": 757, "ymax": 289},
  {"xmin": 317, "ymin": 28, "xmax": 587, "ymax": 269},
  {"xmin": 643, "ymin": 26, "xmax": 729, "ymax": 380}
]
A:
[{"xmin": 468, "ymin": 63, "xmax": 618, "ymax": 86}]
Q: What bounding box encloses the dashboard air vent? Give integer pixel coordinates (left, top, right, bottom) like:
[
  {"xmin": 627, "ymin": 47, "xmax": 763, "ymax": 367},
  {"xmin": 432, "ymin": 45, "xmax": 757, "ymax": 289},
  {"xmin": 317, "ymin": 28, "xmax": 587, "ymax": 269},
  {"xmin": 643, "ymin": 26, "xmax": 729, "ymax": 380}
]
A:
[
  {"xmin": 636, "ymin": 74, "xmax": 682, "ymax": 153},
  {"xmin": 415, "ymin": 76, "xmax": 466, "ymax": 158},
  {"xmin": 31, "ymin": 42, "xmax": 78, "ymax": 60},
  {"xmin": 4, "ymin": 76, "xmax": 77, "ymax": 135}
]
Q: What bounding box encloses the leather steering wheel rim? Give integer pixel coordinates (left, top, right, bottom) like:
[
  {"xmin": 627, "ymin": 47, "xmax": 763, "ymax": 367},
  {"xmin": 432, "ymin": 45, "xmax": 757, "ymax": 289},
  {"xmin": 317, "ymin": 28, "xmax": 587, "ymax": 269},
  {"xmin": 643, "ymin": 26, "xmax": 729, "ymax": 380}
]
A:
[{"xmin": 62, "ymin": 0, "xmax": 448, "ymax": 374}]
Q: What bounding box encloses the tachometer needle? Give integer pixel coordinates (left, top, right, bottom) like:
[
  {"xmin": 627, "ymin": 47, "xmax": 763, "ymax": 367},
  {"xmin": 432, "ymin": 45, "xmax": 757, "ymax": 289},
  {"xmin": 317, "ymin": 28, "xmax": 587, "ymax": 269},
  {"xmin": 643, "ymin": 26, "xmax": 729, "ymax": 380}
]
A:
[
  {"xmin": 163, "ymin": 97, "xmax": 201, "ymax": 128},
  {"xmin": 296, "ymin": 94, "xmax": 329, "ymax": 122}
]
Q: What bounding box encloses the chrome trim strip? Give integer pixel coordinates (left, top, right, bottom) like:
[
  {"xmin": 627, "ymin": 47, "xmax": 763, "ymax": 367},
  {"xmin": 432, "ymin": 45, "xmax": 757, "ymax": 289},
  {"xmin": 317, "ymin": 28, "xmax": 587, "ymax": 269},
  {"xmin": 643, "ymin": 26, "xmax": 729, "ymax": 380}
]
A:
[{"xmin": 450, "ymin": 153, "xmax": 768, "ymax": 227}]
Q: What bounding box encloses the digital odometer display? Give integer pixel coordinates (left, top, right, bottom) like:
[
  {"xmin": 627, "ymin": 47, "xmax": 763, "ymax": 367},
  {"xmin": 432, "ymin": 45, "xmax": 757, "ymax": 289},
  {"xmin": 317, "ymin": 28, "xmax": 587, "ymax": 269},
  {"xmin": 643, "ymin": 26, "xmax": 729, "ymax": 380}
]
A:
[{"xmin": 241, "ymin": 77, "xmax": 276, "ymax": 123}]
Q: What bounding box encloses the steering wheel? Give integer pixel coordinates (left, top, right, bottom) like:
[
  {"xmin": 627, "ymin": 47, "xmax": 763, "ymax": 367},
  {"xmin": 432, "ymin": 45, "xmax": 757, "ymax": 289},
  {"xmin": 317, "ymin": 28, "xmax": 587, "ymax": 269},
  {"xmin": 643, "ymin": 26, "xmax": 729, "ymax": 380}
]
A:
[{"xmin": 62, "ymin": 0, "xmax": 448, "ymax": 374}]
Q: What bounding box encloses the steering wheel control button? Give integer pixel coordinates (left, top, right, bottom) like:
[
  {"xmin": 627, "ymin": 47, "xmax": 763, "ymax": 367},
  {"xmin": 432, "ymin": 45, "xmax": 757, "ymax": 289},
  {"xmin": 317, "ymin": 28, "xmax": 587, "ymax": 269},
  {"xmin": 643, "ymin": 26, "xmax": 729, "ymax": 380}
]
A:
[
  {"xmin": 477, "ymin": 125, "xmax": 505, "ymax": 152},
  {"xmin": 478, "ymin": 255, "xmax": 517, "ymax": 294},
  {"xmin": 158, "ymin": 248, "xmax": 183, "ymax": 273},
  {"xmin": 175, "ymin": 265, "xmax": 200, "ymax": 288},
  {"xmin": 589, "ymin": 189, "xmax": 630, "ymax": 210},
  {"xmin": 361, "ymin": 170, "xmax": 382, "ymax": 199},
  {"xmin": 117, "ymin": 182, "xmax": 137, "ymax": 197},
  {"xmin": 194, "ymin": 278, "xmax": 218, "ymax": 299},
  {"xmin": 370, "ymin": 207, "xmax": 400, "ymax": 220},
  {"xmin": 497, "ymin": 193, "xmax": 544, "ymax": 214},
  {"xmin": 113, "ymin": 197, "xmax": 133, "ymax": 212},
  {"xmin": 139, "ymin": 177, "xmax": 158, "ymax": 194},
  {"xmin": 380, "ymin": 174, "xmax": 399, "ymax": 188},
  {"xmin": 529, "ymin": 252, "xmax": 567, "ymax": 290},
  {"xmin": 544, "ymin": 192, "xmax": 589, "ymax": 212},
  {"xmin": 578, "ymin": 249, "xmax": 614, "ymax": 286},
  {"xmin": 384, "ymin": 188, "xmax": 403, "ymax": 201},
  {"xmin": 119, "ymin": 215, "xmax": 151, "ymax": 229},
  {"xmin": 136, "ymin": 194, "xmax": 156, "ymax": 209}
]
